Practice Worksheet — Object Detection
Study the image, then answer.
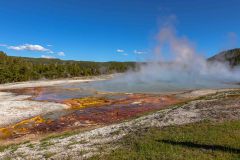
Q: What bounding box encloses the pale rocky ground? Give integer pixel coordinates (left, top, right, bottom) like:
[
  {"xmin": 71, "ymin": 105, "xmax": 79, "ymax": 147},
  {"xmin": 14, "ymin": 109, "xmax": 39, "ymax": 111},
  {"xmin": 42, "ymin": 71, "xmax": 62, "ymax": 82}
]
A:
[
  {"xmin": 0, "ymin": 76, "xmax": 112, "ymax": 127},
  {"xmin": 0, "ymin": 89, "xmax": 239, "ymax": 160},
  {"xmin": 0, "ymin": 75, "xmax": 113, "ymax": 90},
  {"xmin": 0, "ymin": 92, "xmax": 68, "ymax": 127},
  {"xmin": 0, "ymin": 79, "xmax": 96, "ymax": 90}
]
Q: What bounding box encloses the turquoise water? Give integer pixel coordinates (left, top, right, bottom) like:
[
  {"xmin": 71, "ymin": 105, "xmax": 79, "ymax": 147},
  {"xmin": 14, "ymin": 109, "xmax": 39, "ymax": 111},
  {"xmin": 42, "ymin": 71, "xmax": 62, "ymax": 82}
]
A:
[
  {"xmin": 62, "ymin": 78, "xmax": 239, "ymax": 94},
  {"xmin": 31, "ymin": 74, "xmax": 239, "ymax": 101}
]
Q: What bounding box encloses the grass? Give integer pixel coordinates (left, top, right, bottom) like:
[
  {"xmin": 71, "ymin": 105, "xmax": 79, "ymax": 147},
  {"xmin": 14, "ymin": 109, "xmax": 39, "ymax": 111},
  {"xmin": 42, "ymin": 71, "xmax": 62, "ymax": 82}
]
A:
[
  {"xmin": 66, "ymin": 139, "xmax": 88, "ymax": 149},
  {"xmin": 0, "ymin": 141, "xmax": 29, "ymax": 153},
  {"xmin": 90, "ymin": 120, "xmax": 240, "ymax": 160},
  {"xmin": 40, "ymin": 129, "xmax": 81, "ymax": 142},
  {"xmin": 43, "ymin": 151, "xmax": 56, "ymax": 159},
  {"xmin": 40, "ymin": 141, "xmax": 54, "ymax": 149}
]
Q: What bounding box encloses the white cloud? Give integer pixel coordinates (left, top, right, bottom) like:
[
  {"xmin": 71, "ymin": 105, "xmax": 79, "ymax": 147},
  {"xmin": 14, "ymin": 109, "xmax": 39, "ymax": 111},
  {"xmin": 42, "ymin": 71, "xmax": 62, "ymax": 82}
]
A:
[
  {"xmin": 41, "ymin": 55, "xmax": 55, "ymax": 59},
  {"xmin": 123, "ymin": 53, "xmax": 128, "ymax": 56},
  {"xmin": 8, "ymin": 44, "xmax": 50, "ymax": 52},
  {"xmin": 57, "ymin": 51, "xmax": 65, "ymax": 56},
  {"xmin": 47, "ymin": 50, "xmax": 54, "ymax": 54},
  {"xmin": 134, "ymin": 50, "xmax": 146, "ymax": 55},
  {"xmin": 47, "ymin": 44, "xmax": 52, "ymax": 47},
  {"xmin": 0, "ymin": 44, "xmax": 7, "ymax": 47},
  {"xmin": 3, "ymin": 43, "xmax": 66, "ymax": 57},
  {"xmin": 116, "ymin": 49, "xmax": 124, "ymax": 53}
]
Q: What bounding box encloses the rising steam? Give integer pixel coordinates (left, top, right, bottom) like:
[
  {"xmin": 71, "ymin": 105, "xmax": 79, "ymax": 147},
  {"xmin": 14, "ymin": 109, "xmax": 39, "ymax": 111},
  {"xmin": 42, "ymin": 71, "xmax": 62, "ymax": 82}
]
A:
[
  {"xmin": 82, "ymin": 24, "xmax": 240, "ymax": 93},
  {"xmin": 135, "ymin": 25, "xmax": 240, "ymax": 84}
]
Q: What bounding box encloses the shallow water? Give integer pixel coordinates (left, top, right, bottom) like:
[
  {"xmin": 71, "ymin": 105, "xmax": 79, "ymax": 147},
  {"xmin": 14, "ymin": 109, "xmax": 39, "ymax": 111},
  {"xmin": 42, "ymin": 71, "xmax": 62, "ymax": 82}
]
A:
[
  {"xmin": 29, "ymin": 78, "xmax": 239, "ymax": 101},
  {"xmin": 31, "ymin": 84, "xmax": 129, "ymax": 101},
  {"xmin": 33, "ymin": 86, "xmax": 96, "ymax": 101},
  {"xmin": 62, "ymin": 78, "xmax": 239, "ymax": 94}
]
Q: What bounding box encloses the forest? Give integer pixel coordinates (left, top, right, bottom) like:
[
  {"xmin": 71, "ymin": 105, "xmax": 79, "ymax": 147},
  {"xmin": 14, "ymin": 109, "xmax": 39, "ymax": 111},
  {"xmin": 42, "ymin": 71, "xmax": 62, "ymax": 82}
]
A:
[{"xmin": 0, "ymin": 51, "xmax": 136, "ymax": 84}]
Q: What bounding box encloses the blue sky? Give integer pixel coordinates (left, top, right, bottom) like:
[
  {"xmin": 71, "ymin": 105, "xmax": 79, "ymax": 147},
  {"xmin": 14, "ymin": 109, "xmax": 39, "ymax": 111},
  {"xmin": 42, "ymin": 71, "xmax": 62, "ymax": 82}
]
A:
[{"xmin": 0, "ymin": 0, "xmax": 239, "ymax": 62}]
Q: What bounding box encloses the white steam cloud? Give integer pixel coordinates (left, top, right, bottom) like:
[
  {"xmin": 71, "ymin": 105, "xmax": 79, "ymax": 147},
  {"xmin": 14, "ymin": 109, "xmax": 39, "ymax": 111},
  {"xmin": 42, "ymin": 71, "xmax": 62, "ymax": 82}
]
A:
[
  {"xmin": 134, "ymin": 26, "xmax": 240, "ymax": 87},
  {"xmin": 88, "ymin": 24, "xmax": 240, "ymax": 93}
]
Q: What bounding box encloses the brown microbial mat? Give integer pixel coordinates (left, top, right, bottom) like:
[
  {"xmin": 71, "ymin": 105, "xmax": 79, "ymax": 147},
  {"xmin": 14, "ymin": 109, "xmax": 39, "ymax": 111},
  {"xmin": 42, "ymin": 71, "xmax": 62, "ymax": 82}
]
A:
[{"xmin": 0, "ymin": 86, "xmax": 182, "ymax": 140}]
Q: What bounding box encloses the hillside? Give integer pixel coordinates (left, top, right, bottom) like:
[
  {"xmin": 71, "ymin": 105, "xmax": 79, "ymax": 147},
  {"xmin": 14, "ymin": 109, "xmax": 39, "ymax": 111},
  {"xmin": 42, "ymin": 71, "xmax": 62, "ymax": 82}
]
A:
[
  {"xmin": 208, "ymin": 48, "xmax": 240, "ymax": 67},
  {"xmin": 0, "ymin": 51, "xmax": 136, "ymax": 84}
]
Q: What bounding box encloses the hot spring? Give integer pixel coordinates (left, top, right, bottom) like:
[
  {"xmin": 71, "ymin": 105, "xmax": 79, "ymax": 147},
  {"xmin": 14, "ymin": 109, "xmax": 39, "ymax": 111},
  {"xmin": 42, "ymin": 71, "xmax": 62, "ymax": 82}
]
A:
[{"xmin": 26, "ymin": 24, "xmax": 240, "ymax": 100}]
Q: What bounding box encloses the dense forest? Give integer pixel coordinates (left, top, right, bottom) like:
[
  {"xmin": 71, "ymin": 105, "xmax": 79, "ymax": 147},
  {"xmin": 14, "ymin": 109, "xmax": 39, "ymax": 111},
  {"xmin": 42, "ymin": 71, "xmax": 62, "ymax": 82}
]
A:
[{"xmin": 0, "ymin": 51, "xmax": 136, "ymax": 84}]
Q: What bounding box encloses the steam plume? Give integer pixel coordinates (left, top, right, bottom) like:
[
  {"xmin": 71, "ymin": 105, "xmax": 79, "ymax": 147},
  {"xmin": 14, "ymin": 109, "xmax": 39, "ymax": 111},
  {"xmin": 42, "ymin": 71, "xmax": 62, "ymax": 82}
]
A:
[{"xmin": 85, "ymin": 23, "xmax": 240, "ymax": 93}]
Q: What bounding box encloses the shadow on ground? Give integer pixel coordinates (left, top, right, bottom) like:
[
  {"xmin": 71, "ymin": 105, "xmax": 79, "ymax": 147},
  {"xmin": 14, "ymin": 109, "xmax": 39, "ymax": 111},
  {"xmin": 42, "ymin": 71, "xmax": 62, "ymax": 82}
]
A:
[{"xmin": 158, "ymin": 139, "xmax": 240, "ymax": 154}]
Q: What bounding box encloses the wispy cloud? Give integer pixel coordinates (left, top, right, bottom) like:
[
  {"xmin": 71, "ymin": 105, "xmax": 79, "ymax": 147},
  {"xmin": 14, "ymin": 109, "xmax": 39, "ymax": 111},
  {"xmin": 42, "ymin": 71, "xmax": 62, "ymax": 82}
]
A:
[
  {"xmin": 123, "ymin": 53, "xmax": 128, "ymax": 56},
  {"xmin": 41, "ymin": 55, "xmax": 55, "ymax": 59},
  {"xmin": 8, "ymin": 44, "xmax": 50, "ymax": 52},
  {"xmin": 134, "ymin": 50, "xmax": 146, "ymax": 55},
  {"xmin": 47, "ymin": 50, "xmax": 54, "ymax": 54},
  {"xmin": 0, "ymin": 44, "xmax": 7, "ymax": 47},
  {"xmin": 57, "ymin": 51, "xmax": 65, "ymax": 56},
  {"xmin": 116, "ymin": 49, "xmax": 124, "ymax": 53},
  {"xmin": 1, "ymin": 43, "xmax": 66, "ymax": 58}
]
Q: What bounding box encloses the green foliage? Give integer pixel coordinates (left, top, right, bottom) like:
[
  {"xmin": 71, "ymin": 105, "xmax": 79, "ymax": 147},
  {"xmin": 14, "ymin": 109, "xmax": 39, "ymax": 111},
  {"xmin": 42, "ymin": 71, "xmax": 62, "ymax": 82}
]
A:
[
  {"xmin": 91, "ymin": 120, "xmax": 240, "ymax": 160},
  {"xmin": 0, "ymin": 51, "xmax": 136, "ymax": 84}
]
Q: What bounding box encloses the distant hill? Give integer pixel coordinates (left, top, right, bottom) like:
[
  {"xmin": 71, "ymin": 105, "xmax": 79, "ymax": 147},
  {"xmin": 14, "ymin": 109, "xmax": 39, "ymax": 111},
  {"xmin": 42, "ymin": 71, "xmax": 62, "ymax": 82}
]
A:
[{"xmin": 208, "ymin": 48, "xmax": 240, "ymax": 67}]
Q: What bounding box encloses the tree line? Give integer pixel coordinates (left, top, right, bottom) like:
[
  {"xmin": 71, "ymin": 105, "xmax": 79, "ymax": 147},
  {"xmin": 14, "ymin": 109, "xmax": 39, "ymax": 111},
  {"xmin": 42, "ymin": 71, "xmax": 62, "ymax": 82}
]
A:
[{"xmin": 0, "ymin": 51, "xmax": 136, "ymax": 84}]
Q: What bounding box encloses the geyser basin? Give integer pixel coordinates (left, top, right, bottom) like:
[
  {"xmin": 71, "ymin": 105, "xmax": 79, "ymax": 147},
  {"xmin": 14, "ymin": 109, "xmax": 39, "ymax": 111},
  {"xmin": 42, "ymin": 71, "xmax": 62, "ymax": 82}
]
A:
[
  {"xmin": 62, "ymin": 76, "xmax": 240, "ymax": 94},
  {"xmin": 5, "ymin": 73, "xmax": 239, "ymax": 102},
  {"xmin": 1, "ymin": 76, "xmax": 239, "ymax": 140},
  {"xmin": 0, "ymin": 89, "xmax": 179, "ymax": 139}
]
